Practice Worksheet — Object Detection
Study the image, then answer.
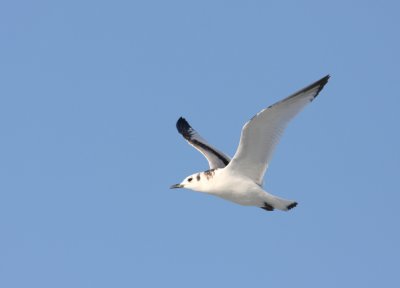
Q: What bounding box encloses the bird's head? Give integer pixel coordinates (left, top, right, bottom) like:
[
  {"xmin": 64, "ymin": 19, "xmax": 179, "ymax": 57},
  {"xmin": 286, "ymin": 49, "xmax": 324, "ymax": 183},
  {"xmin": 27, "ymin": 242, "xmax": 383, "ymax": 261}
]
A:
[{"xmin": 170, "ymin": 173, "xmax": 202, "ymax": 191}]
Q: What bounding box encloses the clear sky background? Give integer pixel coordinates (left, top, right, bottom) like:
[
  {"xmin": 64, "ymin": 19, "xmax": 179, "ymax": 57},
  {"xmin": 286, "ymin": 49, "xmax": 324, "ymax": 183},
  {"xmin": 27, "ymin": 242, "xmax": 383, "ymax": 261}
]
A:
[{"xmin": 1, "ymin": 1, "xmax": 399, "ymax": 287}]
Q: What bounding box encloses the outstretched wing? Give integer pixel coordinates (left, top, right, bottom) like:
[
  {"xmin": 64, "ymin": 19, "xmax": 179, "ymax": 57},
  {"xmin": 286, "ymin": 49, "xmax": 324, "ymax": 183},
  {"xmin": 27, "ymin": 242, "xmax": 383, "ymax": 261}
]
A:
[
  {"xmin": 176, "ymin": 117, "xmax": 231, "ymax": 169},
  {"xmin": 226, "ymin": 75, "xmax": 330, "ymax": 185}
]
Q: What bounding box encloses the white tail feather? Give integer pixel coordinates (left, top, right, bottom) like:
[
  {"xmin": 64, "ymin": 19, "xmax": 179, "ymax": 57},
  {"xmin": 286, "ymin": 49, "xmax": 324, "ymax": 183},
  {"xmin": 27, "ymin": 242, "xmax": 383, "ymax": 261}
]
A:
[{"xmin": 262, "ymin": 192, "xmax": 297, "ymax": 211}]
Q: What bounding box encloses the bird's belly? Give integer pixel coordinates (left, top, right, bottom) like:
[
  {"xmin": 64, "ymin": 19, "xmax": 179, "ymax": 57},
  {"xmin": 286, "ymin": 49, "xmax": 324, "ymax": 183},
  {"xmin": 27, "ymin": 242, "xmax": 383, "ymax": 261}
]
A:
[{"xmin": 209, "ymin": 179, "xmax": 265, "ymax": 206}]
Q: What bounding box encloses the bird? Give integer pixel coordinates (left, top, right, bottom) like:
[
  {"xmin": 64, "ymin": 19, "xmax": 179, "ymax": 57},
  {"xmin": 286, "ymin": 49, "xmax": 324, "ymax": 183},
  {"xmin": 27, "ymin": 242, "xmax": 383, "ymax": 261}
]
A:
[{"xmin": 170, "ymin": 75, "xmax": 330, "ymax": 211}]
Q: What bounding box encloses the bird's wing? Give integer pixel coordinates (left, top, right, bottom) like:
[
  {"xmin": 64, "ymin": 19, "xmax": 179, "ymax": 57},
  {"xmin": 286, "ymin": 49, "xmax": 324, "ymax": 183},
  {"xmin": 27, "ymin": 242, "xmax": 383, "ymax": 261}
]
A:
[
  {"xmin": 225, "ymin": 75, "xmax": 330, "ymax": 185},
  {"xmin": 176, "ymin": 117, "xmax": 231, "ymax": 169}
]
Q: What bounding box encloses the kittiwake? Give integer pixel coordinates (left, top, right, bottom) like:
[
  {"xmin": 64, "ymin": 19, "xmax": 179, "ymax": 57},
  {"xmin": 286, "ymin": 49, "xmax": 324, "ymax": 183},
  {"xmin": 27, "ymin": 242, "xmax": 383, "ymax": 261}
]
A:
[{"xmin": 171, "ymin": 75, "xmax": 330, "ymax": 211}]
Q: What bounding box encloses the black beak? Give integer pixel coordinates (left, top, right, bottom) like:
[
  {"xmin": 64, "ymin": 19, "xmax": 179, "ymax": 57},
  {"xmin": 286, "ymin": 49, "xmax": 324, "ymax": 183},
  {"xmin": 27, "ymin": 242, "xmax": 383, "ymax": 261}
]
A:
[{"xmin": 170, "ymin": 184, "xmax": 183, "ymax": 189}]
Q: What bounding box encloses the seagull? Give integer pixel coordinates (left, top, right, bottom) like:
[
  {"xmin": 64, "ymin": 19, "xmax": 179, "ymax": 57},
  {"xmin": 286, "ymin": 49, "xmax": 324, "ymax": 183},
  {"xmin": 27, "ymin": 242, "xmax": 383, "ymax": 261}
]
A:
[{"xmin": 171, "ymin": 75, "xmax": 330, "ymax": 211}]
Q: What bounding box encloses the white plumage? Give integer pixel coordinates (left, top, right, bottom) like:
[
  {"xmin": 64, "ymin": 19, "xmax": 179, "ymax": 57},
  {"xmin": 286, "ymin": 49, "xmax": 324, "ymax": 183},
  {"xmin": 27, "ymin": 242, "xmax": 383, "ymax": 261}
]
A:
[{"xmin": 171, "ymin": 75, "xmax": 330, "ymax": 211}]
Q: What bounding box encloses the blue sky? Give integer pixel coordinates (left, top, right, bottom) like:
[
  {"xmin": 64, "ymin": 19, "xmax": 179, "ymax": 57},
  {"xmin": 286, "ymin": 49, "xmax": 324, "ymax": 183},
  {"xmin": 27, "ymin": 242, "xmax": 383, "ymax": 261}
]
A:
[{"xmin": 1, "ymin": 0, "xmax": 399, "ymax": 287}]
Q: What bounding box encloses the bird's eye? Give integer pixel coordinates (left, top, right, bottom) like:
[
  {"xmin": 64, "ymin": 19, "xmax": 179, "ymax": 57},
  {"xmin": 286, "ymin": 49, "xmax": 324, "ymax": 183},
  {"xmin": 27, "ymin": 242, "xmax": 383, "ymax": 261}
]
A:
[{"xmin": 188, "ymin": 177, "xmax": 193, "ymax": 182}]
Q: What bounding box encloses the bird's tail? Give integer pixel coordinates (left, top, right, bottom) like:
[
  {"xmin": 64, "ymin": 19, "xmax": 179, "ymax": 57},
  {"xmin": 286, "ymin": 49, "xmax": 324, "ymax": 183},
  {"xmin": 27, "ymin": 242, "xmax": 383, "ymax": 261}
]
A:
[{"xmin": 261, "ymin": 193, "xmax": 297, "ymax": 211}]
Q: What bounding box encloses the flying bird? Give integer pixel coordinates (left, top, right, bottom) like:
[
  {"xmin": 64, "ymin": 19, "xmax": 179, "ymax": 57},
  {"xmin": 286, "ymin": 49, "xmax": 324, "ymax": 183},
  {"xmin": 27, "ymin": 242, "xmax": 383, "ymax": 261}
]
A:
[{"xmin": 171, "ymin": 75, "xmax": 330, "ymax": 211}]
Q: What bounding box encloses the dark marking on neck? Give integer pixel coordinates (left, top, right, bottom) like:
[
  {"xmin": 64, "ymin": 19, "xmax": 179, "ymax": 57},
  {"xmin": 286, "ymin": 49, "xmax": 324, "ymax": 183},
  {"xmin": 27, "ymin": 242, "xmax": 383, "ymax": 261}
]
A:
[
  {"xmin": 196, "ymin": 173, "xmax": 201, "ymax": 181},
  {"xmin": 204, "ymin": 169, "xmax": 216, "ymax": 180}
]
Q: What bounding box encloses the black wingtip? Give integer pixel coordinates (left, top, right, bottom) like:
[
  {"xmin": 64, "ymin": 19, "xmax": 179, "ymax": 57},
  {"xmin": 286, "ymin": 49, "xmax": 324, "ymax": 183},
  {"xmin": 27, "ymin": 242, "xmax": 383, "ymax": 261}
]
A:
[
  {"xmin": 312, "ymin": 74, "xmax": 330, "ymax": 99},
  {"xmin": 176, "ymin": 117, "xmax": 193, "ymax": 140}
]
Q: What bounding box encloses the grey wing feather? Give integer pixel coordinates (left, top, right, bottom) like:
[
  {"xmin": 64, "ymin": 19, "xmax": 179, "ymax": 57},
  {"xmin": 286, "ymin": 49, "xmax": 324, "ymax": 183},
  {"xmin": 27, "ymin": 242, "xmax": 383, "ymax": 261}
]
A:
[
  {"xmin": 176, "ymin": 117, "xmax": 231, "ymax": 169},
  {"xmin": 226, "ymin": 75, "xmax": 330, "ymax": 185}
]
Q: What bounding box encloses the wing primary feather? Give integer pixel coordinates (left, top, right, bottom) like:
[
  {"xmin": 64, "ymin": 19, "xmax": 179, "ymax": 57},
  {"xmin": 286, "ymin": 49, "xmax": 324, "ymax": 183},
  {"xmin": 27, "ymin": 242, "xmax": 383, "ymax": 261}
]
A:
[
  {"xmin": 280, "ymin": 74, "xmax": 330, "ymax": 104},
  {"xmin": 176, "ymin": 117, "xmax": 230, "ymax": 168},
  {"xmin": 176, "ymin": 117, "xmax": 194, "ymax": 140},
  {"xmin": 226, "ymin": 75, "xmax": 330, "ymax": 185}
]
